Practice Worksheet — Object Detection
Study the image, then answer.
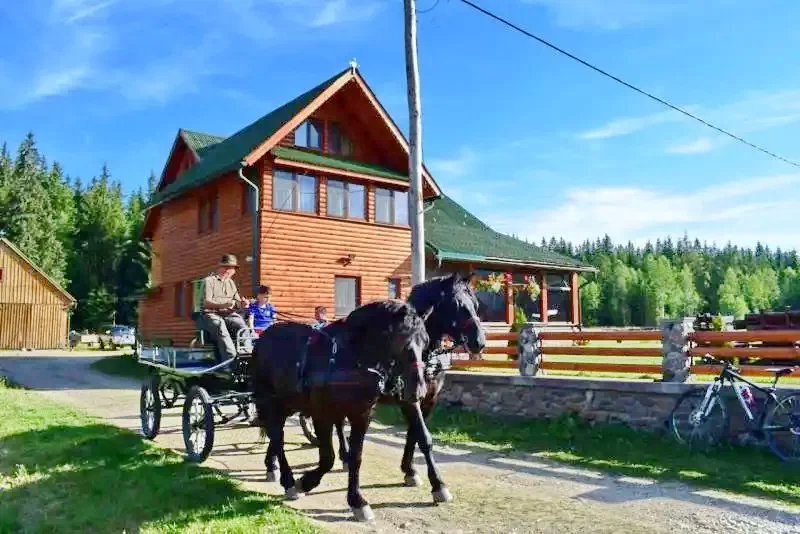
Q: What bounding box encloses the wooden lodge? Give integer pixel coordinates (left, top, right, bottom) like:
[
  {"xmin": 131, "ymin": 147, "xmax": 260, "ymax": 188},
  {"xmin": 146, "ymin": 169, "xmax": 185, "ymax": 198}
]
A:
[
  {"xmin": 138, "ymin": 65, "xmax": 594, "ymax": 345},
  {"xmin": 0, "ymin": 238, "xmax": 76, "ymax": 349}
]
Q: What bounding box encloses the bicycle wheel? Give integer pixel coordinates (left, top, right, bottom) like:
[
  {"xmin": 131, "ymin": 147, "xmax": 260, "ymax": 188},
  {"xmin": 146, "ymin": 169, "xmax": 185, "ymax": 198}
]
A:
[
  {"xmin": 764, "ymin": 392, "xmax": 800, "ymax": 462},
  {"xmin": 670, "ymin": 389, "xmax": 729, "ymax": 450}
]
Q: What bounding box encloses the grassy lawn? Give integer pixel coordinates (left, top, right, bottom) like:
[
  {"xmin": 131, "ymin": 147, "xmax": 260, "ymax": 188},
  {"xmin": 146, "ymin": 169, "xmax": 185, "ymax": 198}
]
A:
[
  {"xmin": 0, "ymin": 379, "xmax": 316, "ymax": 533},
  {"xmin": 372, "ymin": 404, "xmax": 799, "ymax": 506},
  {"xmin": 90, "ymin": 353, "xmax": 150, "ymax": 380}
]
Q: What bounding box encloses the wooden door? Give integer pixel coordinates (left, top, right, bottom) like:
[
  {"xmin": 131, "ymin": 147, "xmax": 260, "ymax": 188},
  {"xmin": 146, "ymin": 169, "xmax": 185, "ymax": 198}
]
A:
[{"xmin": 0, "ymin": 303, "xmax": 33, "ymax": 349}]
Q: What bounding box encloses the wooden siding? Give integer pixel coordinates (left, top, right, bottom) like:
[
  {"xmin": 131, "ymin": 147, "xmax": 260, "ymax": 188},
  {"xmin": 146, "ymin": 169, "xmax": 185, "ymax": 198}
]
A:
[
  {"xmin": 0, "ymin": 242, "xmax": 71, "ymax": 349},
  {"xmin": 260, "ymin": 159, "xmax": 411, "ymax": 319},
  {"xmin": 139, "ymin": 172, "xmax": 253, "ymax": 345}
]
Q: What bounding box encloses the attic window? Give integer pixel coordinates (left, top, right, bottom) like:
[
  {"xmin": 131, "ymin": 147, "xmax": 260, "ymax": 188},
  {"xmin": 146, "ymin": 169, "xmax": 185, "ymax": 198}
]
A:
[
  {"xmin": 328, "ymin": 122, "xmax": 353, "ymax": 156},
  {"xmin": 295, "ymin": 119, "xmax": 322, "ymax": 150}
]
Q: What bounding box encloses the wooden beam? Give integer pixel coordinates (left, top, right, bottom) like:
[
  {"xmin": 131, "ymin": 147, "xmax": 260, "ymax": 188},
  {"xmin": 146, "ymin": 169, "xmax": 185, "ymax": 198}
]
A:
[
  {"xmin": 691, "ymin": 330, "xmax": 800, "ymax": 343},
  {"xmin": 504, "ymin": 272, "xmax": 514, "ymax": 324},
  {"xmin": 450, "ymin": 359, "xmax": 517, "ymax": 368},
  {"xmin": 543, "ymin": 362, "xmax": 663, "ymax": 374},
  {"xmin": 693, "ymin": 365, "xmax": 798, "ymax": 377},
  {"xmin": 539, "ymin": 330, "xmax": 663, "ymax": 341},
  {"xmin": 271, "ymin": 158, "xmax": 410, "ymax": 188},
  {"xmin": 570, "ymin": 272, "xmax": 580, "ymax": 325},
  {"xmin": 543, "ymin": 346, "xmax": 663, "ymax": 357},
  {"xmin": 539, "ymin": 272, "xmax": 548, "ymax": 324},
  {"xmin": 690, "ymin": 346, "xmax": 800, "ymax": 360}
]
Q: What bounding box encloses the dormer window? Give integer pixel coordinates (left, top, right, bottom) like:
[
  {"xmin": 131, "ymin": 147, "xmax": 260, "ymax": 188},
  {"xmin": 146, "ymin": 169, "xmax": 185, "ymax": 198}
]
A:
[
  {"xmin": 328, "ymin": 122, "xmax": 353, "ymax": 157},
  {"xmin": 295, "ymin": 119, "xmax": 322, "ymax": 150}
]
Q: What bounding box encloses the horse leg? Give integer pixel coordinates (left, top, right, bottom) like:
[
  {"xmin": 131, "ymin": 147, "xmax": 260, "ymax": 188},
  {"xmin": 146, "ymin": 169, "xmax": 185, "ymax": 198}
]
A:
[
  {"xmin": 266, "ymin": 410, "xmax": 297, "ymax": 499},
  {"xmin": 264, "ymin": 440, "xmax": 279, "ymax": 483},
  {"xmin": 336, "ymin": 419, "xmax": 349, "ymax": 472},
  {"xmin": 403, "ymin": 401, "xmax": 452, "ymax": 503},
  {"xmin": 400, "ymin": 418, "xmax": 422, "ymax": 487},
  {"xmin": 346, "ymin": 415, "xmax": 374, "ymax": 522},
  {"xmin": 297, "ymin": 420, "xmax": 334, "ymax": 494}
]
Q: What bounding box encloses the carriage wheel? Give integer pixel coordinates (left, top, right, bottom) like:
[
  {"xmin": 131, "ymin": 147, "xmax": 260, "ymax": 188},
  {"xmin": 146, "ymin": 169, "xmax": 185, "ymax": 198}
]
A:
[
  {"xmin": 140, "ymin": 376, "xmax": 162, "ymax": 439},
  {"xmin": 182, "ymin": 386, "xmax": 215, "ymax": 462},
  {"xmin": 160, "ymin": 381, "xmax": 180, "ymax": 408},
  {"xmin": 299, "ymin": 415, "xmax": 319, "ymax": 446}
]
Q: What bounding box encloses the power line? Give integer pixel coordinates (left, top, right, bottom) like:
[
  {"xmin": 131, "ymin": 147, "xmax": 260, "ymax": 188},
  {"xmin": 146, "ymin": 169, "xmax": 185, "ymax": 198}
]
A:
[{"xmin": 457, "ymin": 0, "xmax": 800, "ymax": 169}]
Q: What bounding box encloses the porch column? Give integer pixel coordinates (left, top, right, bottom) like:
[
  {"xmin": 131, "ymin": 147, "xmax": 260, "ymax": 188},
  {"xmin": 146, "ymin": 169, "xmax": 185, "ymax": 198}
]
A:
[
  {"xmin": 504, "ymin": 272, "xmax": 514, "ymax": 324},
  {"xmin": 539, "ymin": 272, "xmax": 548, "ymax": 324},
  {"xmin": 570, "ymin": 272, "xmax": 580, "ymax": 324}
]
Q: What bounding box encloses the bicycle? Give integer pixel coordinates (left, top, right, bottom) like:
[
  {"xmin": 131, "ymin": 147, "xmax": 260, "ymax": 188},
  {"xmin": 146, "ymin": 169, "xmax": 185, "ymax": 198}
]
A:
[{"xmin": 669, "ymin": 354, "xmax": 800, "ymax": 462}]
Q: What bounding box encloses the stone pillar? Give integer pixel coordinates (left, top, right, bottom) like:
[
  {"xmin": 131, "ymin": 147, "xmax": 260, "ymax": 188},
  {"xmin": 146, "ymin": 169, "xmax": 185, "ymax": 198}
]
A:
[
  {"xmin": 518, "ymin": 325, "xmax": 542, "ymax": 377},
  {"xmin": 661, "ymin": 318, "xmax": 692, "ymax": 382}
]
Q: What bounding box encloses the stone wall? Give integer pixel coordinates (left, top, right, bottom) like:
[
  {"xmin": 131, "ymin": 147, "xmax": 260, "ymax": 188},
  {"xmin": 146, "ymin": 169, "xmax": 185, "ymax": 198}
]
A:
[{"xmin": 440, "ymin": 372, "xmax": 800, "ymax": 434}]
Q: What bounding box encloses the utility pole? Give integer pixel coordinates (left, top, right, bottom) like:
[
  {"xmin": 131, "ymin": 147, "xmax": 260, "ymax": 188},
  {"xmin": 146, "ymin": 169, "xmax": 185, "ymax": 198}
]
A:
[{"xmin": 404, "ymin": 0, "xmax": 425, "ymax": 286}]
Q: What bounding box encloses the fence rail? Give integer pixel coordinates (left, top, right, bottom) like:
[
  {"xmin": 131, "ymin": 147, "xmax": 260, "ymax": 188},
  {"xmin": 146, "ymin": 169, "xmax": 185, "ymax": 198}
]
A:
[{"xmin": 449, "ymin": 327, "xmax": 800, "ymax": 379}]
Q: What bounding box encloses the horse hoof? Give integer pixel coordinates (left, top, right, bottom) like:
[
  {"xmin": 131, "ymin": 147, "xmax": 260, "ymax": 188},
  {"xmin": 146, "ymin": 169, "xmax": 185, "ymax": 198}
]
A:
[
  {"xmin": 404, "ymin": 474, "xmax": 422, "ymax": 487},
  {"xmin": 265, "ymin": 471, "xmax": 277, "ymax": 483},
  {"xmin": 284, "ymin": 486, "xmax": 300, "ymax": 501},
  {"xmin": 352, "ymin": 505, "xmax": 375, "ymax": 522},
  {"xmin": 341, "ymin": 462, "xmax": 349, "ymax": 473},
  {"xmin": 432, "ymin": 487, "xmax": 454, "ymax": 504}
]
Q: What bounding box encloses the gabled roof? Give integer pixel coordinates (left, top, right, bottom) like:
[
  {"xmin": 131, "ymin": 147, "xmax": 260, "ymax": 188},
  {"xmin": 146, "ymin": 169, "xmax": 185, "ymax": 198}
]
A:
[
  {"xmin": 424, "ymin": 196, "xmax": 596, "ymax": 272},
  {"xmin": 272, "ymin": 146, "xmax": 408, "ymax": 182},
  {"xmin": 148, "ymin": 66, "xmax": 441, "ymax": 209},
  {"xmin": 0, "ymin": 238, "xmax": 76, "ymax": 304}
]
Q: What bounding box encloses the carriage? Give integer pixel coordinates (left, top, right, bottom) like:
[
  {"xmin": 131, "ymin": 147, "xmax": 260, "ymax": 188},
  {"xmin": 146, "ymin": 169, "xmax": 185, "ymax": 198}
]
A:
[{"xmin": 137, "ymin": 320, "xmax": 264, "ymax": 462}]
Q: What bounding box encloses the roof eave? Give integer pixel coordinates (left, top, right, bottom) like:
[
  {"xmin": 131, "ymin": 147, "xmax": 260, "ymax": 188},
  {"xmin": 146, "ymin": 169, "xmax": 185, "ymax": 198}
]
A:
[
  {"xmin": 431, "ymin": 248, "xmax": 597, "ymax": 273},
  {"xmin": 0, "ymin": 238, "xmax": 77, "ymax": 303}
]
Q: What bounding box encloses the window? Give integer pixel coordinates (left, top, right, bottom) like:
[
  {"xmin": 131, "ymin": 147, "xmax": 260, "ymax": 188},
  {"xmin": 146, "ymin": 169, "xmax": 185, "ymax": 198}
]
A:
[
  {"xmin": 327, "ymin": 180, "xmax": 366, "ymax": 219},
  {"xmin": 0, "ymin": 268, "xmax": 3, "ymax": 283},
  {"xmin": 474, "ymin": 269, "xmax": 506, "ymax": 323},
  {"xmin": 273, "ymin": 169, "xmax": 317, "ymax": 214},
  {"xmin": 328, "ymin": 122, "xmax": 353, "ymax": 156},
  {"xmin": 375, "ymin": 188, "xmax": 409, "ymax": 225},
  {"xmin": 295, "ymin": 119, "xmax": 322, "ymax": 150},
  {"xmin": 546, "ymin": 273, "xmax": 572, "ymax": 322},
  {"xmin": 513, "ymin": 273, "xmax": 539, "ymax": 321},
  {"xmin": 174, "ymin": 282, "xmax": 185, "ymax": 317},
  {"xmin": 335, "ymin": 276, "xmax": 360, "ymax": 317},
  {"xmin": 197, "ymin": 190, "xmax": 219, "ymax": 233},
  {"xmin": 241, "ymin": 182, "xmax": 257, "ymax": 216},
  {"xmin": 388, "ymin": 278, "xmax": 401, "ymax": 299}
]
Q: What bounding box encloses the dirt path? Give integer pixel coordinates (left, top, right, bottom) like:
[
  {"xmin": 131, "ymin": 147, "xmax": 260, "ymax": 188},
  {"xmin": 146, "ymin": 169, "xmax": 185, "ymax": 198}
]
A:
[{"xmin": 1, "ymin": 351, "xmax": 798, "ymax": 534}]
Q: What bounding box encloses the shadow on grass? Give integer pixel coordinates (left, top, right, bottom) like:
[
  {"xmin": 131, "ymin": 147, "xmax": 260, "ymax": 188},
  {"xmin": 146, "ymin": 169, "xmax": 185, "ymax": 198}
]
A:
[
  {"xmin": 372, "ymin": 404, "xmax": 800, "ymax": 506},
  {"xmin": 0, "ymin": 423, "xmax": 314, "ymax": 533}
]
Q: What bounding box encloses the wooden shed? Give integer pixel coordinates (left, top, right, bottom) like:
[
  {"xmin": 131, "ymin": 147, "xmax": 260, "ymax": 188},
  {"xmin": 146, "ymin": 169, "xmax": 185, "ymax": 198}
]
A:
[{"xmin": 0, "ymin": 238, "xmax": 76, "ymax": 349}]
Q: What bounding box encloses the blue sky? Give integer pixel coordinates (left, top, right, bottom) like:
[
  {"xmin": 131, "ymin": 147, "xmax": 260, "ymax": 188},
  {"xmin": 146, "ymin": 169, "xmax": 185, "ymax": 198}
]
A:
[{"xmin": 2, "ymin": 1, "xmax": 800, "ymax": 251}]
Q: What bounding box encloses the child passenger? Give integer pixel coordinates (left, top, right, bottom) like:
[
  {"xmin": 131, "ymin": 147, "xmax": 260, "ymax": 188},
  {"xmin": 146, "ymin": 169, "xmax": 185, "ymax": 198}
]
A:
[
  {"xmin": 312, "ymin": 305, "xmax": 328, "ymax": 330},
  {"xmin": 247, "ymin": 285, "xmax": 277, "ymax": 332}
]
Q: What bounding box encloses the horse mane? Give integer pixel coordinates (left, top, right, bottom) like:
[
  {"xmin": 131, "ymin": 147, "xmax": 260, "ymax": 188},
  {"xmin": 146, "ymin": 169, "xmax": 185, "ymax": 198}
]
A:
[{"xmin": 345, "ymin": 300, "xmax": 429, "ymax": 353}]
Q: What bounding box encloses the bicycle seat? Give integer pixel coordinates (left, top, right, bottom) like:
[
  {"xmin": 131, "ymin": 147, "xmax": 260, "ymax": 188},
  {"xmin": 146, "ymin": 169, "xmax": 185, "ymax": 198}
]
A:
[{"xmin": 767, "ymin": 367, "xmax": 795, "ymax": 377}]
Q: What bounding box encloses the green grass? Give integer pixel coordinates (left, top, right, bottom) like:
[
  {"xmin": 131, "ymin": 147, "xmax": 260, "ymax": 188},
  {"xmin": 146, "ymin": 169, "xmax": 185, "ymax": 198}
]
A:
[
  {"xmin": 90, "ymin": 354, "xmax": 150, "ymax": 380},
  {"xmin": 0, "ymin": 381, "xmax": 317, "ymax": 533},
  {"xmin": 373, "ymin": 404, "xmax": 800, "ymax": 505}
]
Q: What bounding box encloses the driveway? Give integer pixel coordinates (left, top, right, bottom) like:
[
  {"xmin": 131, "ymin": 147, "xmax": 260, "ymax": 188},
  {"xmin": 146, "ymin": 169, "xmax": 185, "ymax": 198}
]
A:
[{"xmin": 1, "ymin": 351, "xmax": 798, "ymax": 534}]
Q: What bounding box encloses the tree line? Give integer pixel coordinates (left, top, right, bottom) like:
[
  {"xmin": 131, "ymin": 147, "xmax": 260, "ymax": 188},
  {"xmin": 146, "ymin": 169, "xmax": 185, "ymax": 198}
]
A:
[
  {"xmin": 2, "ymin": 133, "xmax": 798, "ymax": 331},
  {"xmin": 537, "ymin": 235, "xmax": 800, "ymax": 326},
  {"xmin": 0, "ymin": 133, "xmax": 153, "ymax": 331}
]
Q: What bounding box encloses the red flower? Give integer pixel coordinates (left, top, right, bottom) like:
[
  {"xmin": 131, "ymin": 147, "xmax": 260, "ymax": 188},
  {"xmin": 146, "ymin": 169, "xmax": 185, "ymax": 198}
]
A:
[{"xmin": 503, "ymin": 273, "xmax": 512, "ymax": 283}]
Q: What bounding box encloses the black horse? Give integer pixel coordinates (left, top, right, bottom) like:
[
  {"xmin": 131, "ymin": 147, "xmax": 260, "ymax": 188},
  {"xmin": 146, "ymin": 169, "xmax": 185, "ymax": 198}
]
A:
[
  {"xmin": 300, "ymin": 273, "xmax": 486, "ymax": 497},
  {"xmin": 251, "ymin": 299, "xmax": 430, "ymax": 521}
]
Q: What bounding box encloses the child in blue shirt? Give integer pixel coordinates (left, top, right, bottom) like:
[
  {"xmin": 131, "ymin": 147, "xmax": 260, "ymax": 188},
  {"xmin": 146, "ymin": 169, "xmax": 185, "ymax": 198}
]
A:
[{"xmin": 248, "ymin": 285, "xmax": 277, "ymax": 331}]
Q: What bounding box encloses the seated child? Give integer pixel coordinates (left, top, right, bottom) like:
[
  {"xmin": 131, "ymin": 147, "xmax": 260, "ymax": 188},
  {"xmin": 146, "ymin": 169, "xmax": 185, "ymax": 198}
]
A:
[
  {"xmin": 247, "ymin": 285, "xmax": 277, "ymax": 333},
  {"xmin": 311, "ymin": 305, "xmax": 328, "ymax": 330}
]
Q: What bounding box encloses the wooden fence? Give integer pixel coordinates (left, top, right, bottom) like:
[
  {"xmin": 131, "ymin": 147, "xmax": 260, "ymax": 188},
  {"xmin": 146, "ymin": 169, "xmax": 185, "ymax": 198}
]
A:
[{"xmin": 450, "ymin": 327, "xmax": 800, "ymax": 378}]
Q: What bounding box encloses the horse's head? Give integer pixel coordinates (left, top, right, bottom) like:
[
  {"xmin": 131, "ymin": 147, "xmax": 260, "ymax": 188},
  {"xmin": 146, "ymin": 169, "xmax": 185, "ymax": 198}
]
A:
[{"xmin": 408, "ymin": 272, "xmax": 486, "ymax": 357}]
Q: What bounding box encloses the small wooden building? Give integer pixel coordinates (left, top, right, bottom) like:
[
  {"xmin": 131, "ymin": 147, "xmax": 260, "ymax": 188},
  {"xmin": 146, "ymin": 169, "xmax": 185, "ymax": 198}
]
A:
[{"xmin": 0, "ymin": 238, "xmax": 76, "ymax": 349}]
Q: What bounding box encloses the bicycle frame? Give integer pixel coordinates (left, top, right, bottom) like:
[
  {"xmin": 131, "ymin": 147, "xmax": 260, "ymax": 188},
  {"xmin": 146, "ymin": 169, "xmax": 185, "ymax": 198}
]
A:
[{"xmin": 699, "ymin": 362, "xmax": 780, "ymax": 427}]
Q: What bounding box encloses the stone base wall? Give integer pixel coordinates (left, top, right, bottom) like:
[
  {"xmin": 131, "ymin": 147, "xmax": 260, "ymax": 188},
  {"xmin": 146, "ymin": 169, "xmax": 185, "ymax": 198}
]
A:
[{"xmin": 440, "ymin": 372, "xmax": 800, "ymax": 433}]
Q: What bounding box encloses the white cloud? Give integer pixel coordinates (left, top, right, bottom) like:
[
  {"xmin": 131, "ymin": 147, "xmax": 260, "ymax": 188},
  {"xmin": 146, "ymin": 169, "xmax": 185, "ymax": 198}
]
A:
[
  {"xmin": 309, "ymin": 0, "xmax": 381, "ymax": 27},
  {"xmin": 577, "ymin": 109, "xmax": 682, "ymax": 140},
  {"xmin": 667, "ymin": 137, "xmax": 714, "ymax": 154},
  {"xmin": 521, "ymin": 0, "xmax": 690, "ymax": 30},
  {"xmin": 486, "ymin": 172, "xmax": 800, "ymax": 250},
  {"xmin": 428, "ymin": 147, "xmax": 478, "ymax": 177}
]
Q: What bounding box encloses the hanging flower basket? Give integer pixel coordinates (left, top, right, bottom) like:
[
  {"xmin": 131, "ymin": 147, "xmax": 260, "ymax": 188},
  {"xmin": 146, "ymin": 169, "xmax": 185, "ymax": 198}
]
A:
[
  {"xmin": 522, "ymin": 275, "xmax": 541, "ymax": 299},
  {"xmin": 475, "ymin": 272, "xmax": 504, "ymax": 294}
]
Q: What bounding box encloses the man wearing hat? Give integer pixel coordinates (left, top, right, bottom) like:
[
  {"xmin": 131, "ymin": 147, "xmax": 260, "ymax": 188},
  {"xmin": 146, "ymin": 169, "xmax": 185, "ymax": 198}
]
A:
[{"xmin": 200, "ymin": 253, "xmax": 250, "ymax": 362}]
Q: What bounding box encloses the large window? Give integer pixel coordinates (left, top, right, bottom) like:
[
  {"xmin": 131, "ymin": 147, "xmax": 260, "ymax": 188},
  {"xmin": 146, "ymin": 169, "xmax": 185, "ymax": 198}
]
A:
[
  {"xmin": 335, "ymin": 276, "xmax": 360, "ymax": 317},
  {"xmin": 328, "ymin": 122, "xmax": 353, "ymax": 156},
  {"xmin": 513, "ymin": 273, "xmax": 540, "ymax": 321},
  {"xmin": 295, "ymin": 119, "xmax": 322, "ymax": 150},
  {"xmin": 327, "ymin": 179, "xmax": 365, "ymax": 219},
  {"xmin": 474, "ymin": 269, "xmax": 506, "ymax": 323},
  {"xmin": 375, "ymin": 188, "xmax": 409, "ymax": 225},
  {"xmin": 273, "ymin": 169, "xmax": 317, "ymax": 213},
  {"xmin": 546, "ymin": 273, "xmax": 572, "ymax": 322}
]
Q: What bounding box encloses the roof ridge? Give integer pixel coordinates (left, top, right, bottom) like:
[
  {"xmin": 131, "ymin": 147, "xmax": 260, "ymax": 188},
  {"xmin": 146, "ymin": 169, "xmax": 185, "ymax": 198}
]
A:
[{"xmin": 0, "ymin": 237, "xmax": 76, "ymax": 303}]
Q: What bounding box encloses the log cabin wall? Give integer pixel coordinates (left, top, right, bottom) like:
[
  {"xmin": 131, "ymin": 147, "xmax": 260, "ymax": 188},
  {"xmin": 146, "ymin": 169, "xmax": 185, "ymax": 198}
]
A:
[
  {"xmin": 138, "ymin": 173, "xmax": 254, "ymax": 345},
  {"xmin": 0, "ymin": 241, "xmax": 73, "ymax": 349}
]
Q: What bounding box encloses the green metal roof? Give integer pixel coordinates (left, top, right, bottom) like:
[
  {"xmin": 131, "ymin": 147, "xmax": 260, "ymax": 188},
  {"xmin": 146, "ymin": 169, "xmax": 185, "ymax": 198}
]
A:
[
  {"xmin": 424, "ymin": 195, "xmax": 595, "ymax": 271},
  {"xmin": 271, "ymin": 146, "xmax": 408, "ymax": 181},
  {"xmin": 181, "ymin": 129, "xmax": 224, "ymax": 158},
  {"xmin": 149, "ymin": 68, "xmax": 349, "ymax": 207}
]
